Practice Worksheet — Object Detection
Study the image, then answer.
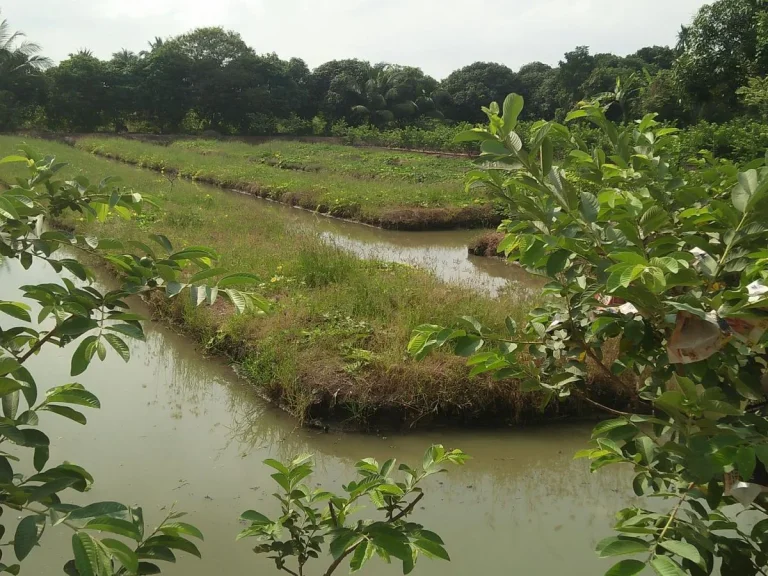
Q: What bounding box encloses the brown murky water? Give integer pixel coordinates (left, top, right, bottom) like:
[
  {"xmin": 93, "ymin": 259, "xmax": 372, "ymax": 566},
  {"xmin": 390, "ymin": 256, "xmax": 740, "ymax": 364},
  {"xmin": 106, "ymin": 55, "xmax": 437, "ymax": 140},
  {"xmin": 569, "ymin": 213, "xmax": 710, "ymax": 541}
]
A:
[{"xmin": 0, "ymin": 255, "xmax": 634, "ymax": 576}]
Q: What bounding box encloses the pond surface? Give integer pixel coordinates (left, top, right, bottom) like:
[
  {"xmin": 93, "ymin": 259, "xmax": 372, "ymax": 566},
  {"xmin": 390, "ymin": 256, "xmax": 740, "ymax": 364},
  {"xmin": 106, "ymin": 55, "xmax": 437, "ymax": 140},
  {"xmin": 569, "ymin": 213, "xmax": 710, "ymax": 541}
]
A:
[
  {"xmin": 227, "ymin": 189, "xmax": 538, "ymax": 297},
  {"xmin": 1, "ymin": 256, "xmax": 633, "ymax": 576}
]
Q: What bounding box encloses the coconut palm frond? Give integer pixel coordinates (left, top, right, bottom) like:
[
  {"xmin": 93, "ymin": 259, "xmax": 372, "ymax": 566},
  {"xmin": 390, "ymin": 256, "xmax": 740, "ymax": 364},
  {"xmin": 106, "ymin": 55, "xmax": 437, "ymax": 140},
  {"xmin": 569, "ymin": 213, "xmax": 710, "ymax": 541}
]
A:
[
  {"xmin": 351, "ymin": 105, "xmax": 371, "ymax": 116},
  {"xmin": 374, "ymin": 109, "xmax": 395, "ymax": 123}
]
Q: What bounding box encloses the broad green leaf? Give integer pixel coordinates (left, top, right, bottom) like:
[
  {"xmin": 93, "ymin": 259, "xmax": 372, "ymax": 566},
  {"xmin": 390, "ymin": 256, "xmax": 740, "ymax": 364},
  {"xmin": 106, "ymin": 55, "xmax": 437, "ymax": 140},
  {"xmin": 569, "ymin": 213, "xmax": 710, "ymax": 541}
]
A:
[
  {"xmin": 0, "ymin": 302, "xmax": 31, "ymax": 322},
  {"xmin": 106, "ymin": 323, "xmax": 144, "ymax": 341},
  {"xmin": 732, "ymin": 169, "xmax": 758, "ymax": 213},
  {"xmin": 650, "ymin": 556, "xmax": 686, "ymax": 576},
  {"xmin": 224, "ymin": 289, "xmax": 247, "ymax": 314},
  {"xmin": 596, "ymin": 536, "xmax": 649, "ymax": 557},
  {"xmin": 103, "ymin": 333, "xmax": 130, "ymax": 362},
  {"xmin": 159, "ymin": 522, "xmax": 204, "ymax": 541},
  {"xmin": 14, "ymin": 515, "xmax": 42, "ymax": 561},
  {"xmin": 43, "ymin": 405, "xmax": 87, "ymax": 425},
  {"xmin": 330, "ymin": 529, "xmax": 362, "ymax": 559},
  {"xmin": 580, "ymin": 191, "xmax": 600, "ymax": 223},
  {"xmin": 189, "ymin": 267, "xmax": 228, "ymax": 284},
  {"xmin": 454, "ymin": 336, "xmax": 484, "ymax": 357},
  {"xmin": 502, "ymin": 93, "xmax": 524, "ymax": 134},
  {"xmin": 735, "ymin": 446, "xmax": 756, "ymax": 481},
  {"xmin": 453, "ymin": 129, "xmax": 495, "ymax": 143},
  {"xmin": 67, "ymin": 502, "xmax": 128, "ymax": 522},
  {"xmin": 72, "ymin": 532, "xmax": 109, "ymax": 576},
  {"xmin": 71, "ymin": 336, "xmax": 98, "ymax": 377},
  {"xmin": 659, "ymin": 540, "xmax": 702, "ymax": 564},
  {"xmin": 0, "ymin": 155, "xmax": 28, "ymax": 164},
  {"xmin": 217, "ymin": 273, "xmax": 260, "ymax": 288},
  {"xmin": 414, "ymin": 538, "xmax": 450, "ymax": 561},
  {"xmin": 85, "ymin": 517, "xmax": 142, "ymax": 541},
  {"xmin": 102, "ymin": 538, "xmax": 139, "ymax": 573},
  {"xmin": 46, "ymin": 384, "xmax": 100, "ymax": 409},
  {"xmin": 0, "ymin": 378, "xmax": 23, "ymax": 397},
  {"xmin": 605, "ymin": 559, "xmax": 646, "ymax": 576},
  {"xmin": 141, "ymin": 535, "xmax": 201, "ymax": 558},
  {"xmin": 350, "ymin": 540, "xmax": 373, "ymax": 572}
]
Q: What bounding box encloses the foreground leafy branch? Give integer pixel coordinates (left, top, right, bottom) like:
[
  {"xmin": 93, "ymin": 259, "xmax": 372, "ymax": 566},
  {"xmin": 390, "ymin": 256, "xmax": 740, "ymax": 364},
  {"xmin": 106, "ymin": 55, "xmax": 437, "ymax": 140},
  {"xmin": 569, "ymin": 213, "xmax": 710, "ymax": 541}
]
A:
[
  {"xmin": 410, "ymin": 95, "xmax": 768, "ymax": 575},
  {"xmin": 237, "ymin": 446, "xmax": 467, "ymax": 576},
  {"xmin": 0, "ymin": 147, "xmax": 270, "ymax": 574}
]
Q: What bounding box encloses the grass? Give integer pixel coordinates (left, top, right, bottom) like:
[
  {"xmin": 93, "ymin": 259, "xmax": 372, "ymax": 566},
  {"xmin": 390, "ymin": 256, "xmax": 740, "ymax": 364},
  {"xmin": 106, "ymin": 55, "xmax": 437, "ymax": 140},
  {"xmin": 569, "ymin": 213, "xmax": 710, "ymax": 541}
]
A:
[
  {"xmin": 0, "ymin": 137, "xmax": 638, "ymax": 429},
  {"xmin": 73, "ymin": 137, "xmax": 503, "ymax": 230}
]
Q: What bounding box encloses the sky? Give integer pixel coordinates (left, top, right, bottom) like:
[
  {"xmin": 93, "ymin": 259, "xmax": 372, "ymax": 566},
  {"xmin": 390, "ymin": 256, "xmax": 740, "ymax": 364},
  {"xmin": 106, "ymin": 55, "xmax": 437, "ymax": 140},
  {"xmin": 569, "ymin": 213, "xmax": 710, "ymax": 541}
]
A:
[{"xmin": 4, "ymin": 0, "xmax": 711, "ymax": 79}]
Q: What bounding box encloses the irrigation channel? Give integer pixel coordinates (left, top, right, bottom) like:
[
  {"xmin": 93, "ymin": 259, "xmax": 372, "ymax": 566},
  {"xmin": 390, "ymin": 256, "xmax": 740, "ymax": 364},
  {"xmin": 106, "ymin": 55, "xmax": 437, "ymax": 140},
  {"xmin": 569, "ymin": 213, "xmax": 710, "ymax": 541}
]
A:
[{"xmin": 0, "ymin": 243, "xmax": 636, "ymax": 576}]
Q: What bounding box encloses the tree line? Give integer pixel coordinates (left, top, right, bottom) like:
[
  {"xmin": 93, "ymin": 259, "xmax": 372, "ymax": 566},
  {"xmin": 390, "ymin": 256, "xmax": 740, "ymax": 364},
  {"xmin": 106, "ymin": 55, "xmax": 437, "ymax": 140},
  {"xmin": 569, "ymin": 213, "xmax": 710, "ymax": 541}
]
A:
[{"xmin": 2, "ymin": 0, "xmax": 768, "ymax": 135}]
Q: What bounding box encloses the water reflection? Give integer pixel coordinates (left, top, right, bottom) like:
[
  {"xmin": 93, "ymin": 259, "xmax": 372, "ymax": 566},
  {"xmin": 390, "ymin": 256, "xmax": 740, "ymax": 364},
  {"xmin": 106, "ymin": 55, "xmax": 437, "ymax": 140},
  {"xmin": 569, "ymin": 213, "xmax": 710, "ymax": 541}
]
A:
[
  {"xmin": 228, "ymin": 188, "xmax": 539, "ymax": 297},
  {"xmin": 3, "ymin": 255, "xmax": 631, "ymax": 576}
]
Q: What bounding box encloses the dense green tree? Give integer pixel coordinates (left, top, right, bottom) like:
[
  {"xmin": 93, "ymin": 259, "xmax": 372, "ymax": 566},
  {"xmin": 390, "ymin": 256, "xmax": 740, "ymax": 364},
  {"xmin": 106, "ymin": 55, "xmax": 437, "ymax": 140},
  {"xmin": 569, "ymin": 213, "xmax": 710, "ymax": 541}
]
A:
[
  {"xmin": 516, "ymin": 62, "xmax": 559, "ymax": 119},
  {"xmin": 104, "ymin": 50, "xmax": 141, "ymax": 131},
  {"xmin": 440, "ymin": 62, "xmax": 520, "ymax": 122},
  {"xmin": 558, "ymin": 46, "xmax": 596, "ymax": 103},
  {"xmin": 309, "ymin": 59, "xmax": 373, "ymax": 123},
  {"xmin": 45, "ymin": 52, "xmax": 108, "ymax": 131},
  {"xmin": 675, "ymin": 0, "xmax": 768, "ymax": 120},
  {"xmin": 632, "ymin": 45, "xmax": 676, "ymax": 69},
  {"xmin": 163, "ymin": 27, "xmax": 253, "ymax": 130},
  {"xmin": 638, "ymin": 68, "xmax": 688, "ymax": 122},
  {"xmin": 0, "ymin": 10, "xmax": 50, "ymax": 130},
  {"xmin": 350, "ymin": 64, "xmax": 445, "ymax": 125},
  {"xmin": 136, "ymin": 43, "xmax": 193, "ymax": 132}
]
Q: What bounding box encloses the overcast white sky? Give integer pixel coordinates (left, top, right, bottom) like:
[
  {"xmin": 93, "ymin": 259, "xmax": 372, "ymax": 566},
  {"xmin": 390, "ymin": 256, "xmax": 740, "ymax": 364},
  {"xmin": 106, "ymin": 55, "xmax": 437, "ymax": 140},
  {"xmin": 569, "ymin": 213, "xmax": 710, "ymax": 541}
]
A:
[{"xmin": 4, "ymin": 0, "xmax": 710, "ymax": 79}]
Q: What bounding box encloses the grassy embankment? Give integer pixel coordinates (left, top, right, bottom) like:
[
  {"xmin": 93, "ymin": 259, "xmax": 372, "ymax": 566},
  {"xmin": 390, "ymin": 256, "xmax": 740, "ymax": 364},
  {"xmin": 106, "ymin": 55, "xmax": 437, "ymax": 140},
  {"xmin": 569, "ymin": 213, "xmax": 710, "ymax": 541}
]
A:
[
  {"xmin": 74, "ymin": 137, "xmax": 502, "ymax": 230},
  {"xmin": 0, "ymin": 137, "xmax": 638, "ymax": 428}
]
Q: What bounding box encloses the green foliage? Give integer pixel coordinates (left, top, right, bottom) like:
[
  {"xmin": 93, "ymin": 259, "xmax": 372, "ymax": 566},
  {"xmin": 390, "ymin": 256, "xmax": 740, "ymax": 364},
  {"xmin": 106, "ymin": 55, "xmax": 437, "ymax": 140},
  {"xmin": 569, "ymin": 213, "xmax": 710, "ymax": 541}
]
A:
[
  {"xmin": 411, "ymin": 95, "xmax": 768, "ymax": 575},
  {"xmin": 675, "ymin": 0, "xmax": 768, "ymax": 121},
  {"xmin": 1, "ymin": 3, "xmax": 749, "ymax": 136},
  {"xmin": 238, "ymin": 446, "xmax": 468, "ymax": 576},
  {"xmin": 737, "ymin": 76, "xmax": 768, "ymax": 120},
  {"xmin": 0, "ymin": 147, "xmax": 271, "ymax": 573},
  {"xmin": 677, "ymin": 117, "xmax": 768, "ymax": 163}
]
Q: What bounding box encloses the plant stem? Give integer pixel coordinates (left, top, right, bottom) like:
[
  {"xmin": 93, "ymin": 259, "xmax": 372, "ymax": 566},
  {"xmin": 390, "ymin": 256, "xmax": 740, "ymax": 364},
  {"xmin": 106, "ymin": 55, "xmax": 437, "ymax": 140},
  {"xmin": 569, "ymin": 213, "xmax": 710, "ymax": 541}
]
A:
[
  {"xmin": 650, "ymin": 482, "xmax": 694, "ymax": 561},
  {"xmin": 322, "ymin": 493, "xmax": 425, "ymax": 576},
  {"xmin": 572, "ymin": 387, "xmax": 631, "ymax": 417},
  {"xmin": 715, "ymin": 211, "xmax": 748, "ymax": 277},
  {"xmin": 18, "ymin": 329, "xmax": 58, "ymax": 364}
]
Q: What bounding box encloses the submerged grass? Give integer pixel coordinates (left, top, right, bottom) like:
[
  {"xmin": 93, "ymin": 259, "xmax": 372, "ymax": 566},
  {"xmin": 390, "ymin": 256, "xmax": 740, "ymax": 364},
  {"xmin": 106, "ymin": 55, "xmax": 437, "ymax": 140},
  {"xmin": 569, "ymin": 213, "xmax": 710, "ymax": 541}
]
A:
[
  {"xmin": 0, "ymin": 136, "xmax": 637, "ymax": 429},
  {"xmin": 73, "ymin": 137, "xmax": 502, "ymax": 230}
]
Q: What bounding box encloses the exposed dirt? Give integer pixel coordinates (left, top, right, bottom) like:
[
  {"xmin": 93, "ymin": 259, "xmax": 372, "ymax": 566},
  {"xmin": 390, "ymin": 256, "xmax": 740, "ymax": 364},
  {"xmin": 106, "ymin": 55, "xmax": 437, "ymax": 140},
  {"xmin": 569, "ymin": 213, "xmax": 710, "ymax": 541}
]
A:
[{"xmin": 467, "ymin": 231, "xmax": 506, "ymax": 257}]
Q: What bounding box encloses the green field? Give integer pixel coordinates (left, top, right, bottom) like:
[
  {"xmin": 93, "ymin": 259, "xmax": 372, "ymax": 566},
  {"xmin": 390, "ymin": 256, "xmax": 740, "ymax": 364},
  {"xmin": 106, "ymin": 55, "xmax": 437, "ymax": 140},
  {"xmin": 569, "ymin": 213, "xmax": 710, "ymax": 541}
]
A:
[
  {"xmin": 74, "ymin": 137, "xmax": 501, "ymax": 230},
  {"xmin": 0, "ymin": 137, "xmax": 634, "ymax": 427}
]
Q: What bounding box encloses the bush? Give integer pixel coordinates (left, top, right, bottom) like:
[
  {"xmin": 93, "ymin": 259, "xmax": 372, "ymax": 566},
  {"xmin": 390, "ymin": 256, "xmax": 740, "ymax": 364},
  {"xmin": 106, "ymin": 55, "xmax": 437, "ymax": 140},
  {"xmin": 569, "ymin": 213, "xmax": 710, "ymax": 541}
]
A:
[
  {"xmin": 276, "ymin": 113, "xmax": 313, "ymax": 135},
  {"xmin": 311, "ymin": 114, "xmax": 327, "ymax": 135},
  {"xmin": 678, "ymin": 118, "xmax": 768, "ymax": 163}
]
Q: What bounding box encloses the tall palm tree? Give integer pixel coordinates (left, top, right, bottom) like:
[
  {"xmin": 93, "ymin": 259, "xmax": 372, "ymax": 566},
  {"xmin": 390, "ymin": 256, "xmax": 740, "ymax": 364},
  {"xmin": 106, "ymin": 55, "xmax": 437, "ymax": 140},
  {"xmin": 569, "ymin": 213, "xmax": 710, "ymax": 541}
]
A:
[
  {"xmin": 0, "ymin": 10, "xmax": 52, "ymax": 72},
  {"xmin": 351, "ymin": 64, "xmax": 445, "ymax": 125}
]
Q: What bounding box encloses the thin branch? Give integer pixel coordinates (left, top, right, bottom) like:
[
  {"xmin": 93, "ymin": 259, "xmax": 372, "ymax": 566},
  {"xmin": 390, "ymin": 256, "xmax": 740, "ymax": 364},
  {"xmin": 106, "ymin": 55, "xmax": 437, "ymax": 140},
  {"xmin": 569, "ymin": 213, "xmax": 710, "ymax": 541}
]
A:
[
  {"xmin": 572, "ymin": 386, "xmax": 631, "ymax": 417},
  {"xmin": 18, "ymin": 329, "xmax": 57, "ymax": 364},
  {"xmin": 322, "ymin": 493, "xmax": 425, "ymax": 576},
  {"xmin": 280, "ymin": 566, "xmax": 300, "ymax": 576},
  {"xmin": 328, "ymin": 502, "xmax": 338, "ymax": 527},
  {"xmin": 391, "ymin": 492, "xmax": 424, "ymax": 522},
  {"xmin": 650, "ymin": 482, "xmax": 694, "ymax": 562}
]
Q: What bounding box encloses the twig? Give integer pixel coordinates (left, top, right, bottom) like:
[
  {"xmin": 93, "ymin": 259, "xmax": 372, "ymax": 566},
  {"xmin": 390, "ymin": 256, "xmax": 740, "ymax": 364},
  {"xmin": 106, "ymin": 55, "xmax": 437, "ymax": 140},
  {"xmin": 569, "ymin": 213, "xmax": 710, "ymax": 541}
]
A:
[
  {"xmin": 328, "ymin": 502, "xmax": 338, "ymax": 527},
  {"xmin": 391, "ymin": 492, "xmax": 424, "ymax": 521},
  {"xmin": 18, "ymin": 329, "xmax": 57, "ymax": 364},
  {"xmin": 572, "ymin": 387, "xmax": 631, "ymax": 417},
  {"xmin": 650, "ymin": 482, "xmax": 694, "ymax": 562}
]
